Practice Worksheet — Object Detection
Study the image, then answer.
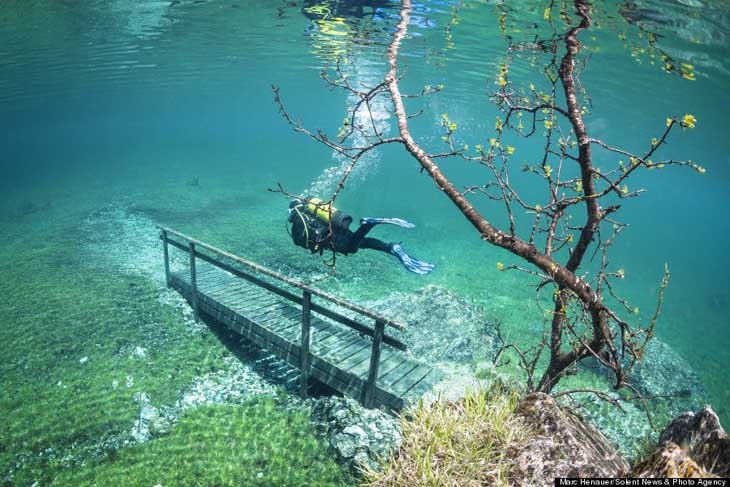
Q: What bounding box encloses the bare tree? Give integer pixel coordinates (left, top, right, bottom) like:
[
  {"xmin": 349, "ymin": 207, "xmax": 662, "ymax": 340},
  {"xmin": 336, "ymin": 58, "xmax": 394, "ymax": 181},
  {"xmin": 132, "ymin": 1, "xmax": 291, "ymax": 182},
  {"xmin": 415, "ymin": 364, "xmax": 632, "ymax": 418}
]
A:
[{"xmin": 272, "ymin": 0, "xmax": 702, "ymax": 398}]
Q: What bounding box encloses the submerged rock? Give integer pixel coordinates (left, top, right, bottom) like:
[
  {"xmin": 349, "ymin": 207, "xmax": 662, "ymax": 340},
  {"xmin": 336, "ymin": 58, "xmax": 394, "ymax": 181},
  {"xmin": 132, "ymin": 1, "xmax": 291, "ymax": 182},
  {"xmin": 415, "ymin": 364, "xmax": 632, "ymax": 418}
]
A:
[
  {"xmin": 128, "ymin": 357, "xmax": 276, "ymax": 445},
  {"xmin": 510, "ymin": 393, "xmax": 629, "ymax": 483},
  {"xmin": 175, "ymin": 361, "xmax": 276, "ymax": 410},
  {"xmin": 366, "ymin": 284, "xmax": 500, "ymax": 366},
  {"xmin": 631, "ymin": 442, "xmax": 714, "ymax": 478},
  {"xmin": 310, "ymin": 396, "xmax": 401, "ymax": 475},
  {"xmin": 130, "ymin": 392, "xmax": 157, "ymax": 443},
  {"xmin": 577, "ymin": 338, "xmax": 708, "ymax": 458},
  {"xmin": 655, "ymin": 405, "xmax": 730, "ymax": 477},
  {"xmin": 632, "ymin": 340, "xmax": 706, "ymax": 404},
  {"xmin": 130, "ymin": 346, "xmax": 147, "ymax": 359},
  {"xmin": 581, "ymin": 339, "xmax": 706, "ymax": 415}
]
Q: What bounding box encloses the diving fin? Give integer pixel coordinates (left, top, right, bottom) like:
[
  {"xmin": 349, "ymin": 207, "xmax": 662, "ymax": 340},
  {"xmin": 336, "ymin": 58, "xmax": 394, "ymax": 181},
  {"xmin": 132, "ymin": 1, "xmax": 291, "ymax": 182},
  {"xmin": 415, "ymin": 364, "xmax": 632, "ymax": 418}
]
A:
[
  {"xmin": 360, "ymin": 217, "xmax": 415, "ymax": 229},
  {"xmin": 389, "ymin": 243, "xmax": 435, "ymax": 275}
]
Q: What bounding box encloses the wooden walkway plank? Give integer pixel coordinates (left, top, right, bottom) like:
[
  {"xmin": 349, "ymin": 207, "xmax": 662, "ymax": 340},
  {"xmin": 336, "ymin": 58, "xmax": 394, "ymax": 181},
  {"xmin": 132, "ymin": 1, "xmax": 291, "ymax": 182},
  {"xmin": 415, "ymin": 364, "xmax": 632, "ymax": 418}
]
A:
[
  {"xmin": 404, "ymin": 374, "xmax": 441, "ymax": 399},
  {"xmin": 236, "ymin": 299, "xmax": 287, "ymax": 322},
  {"xmin": 309, "ymin": 320, "xmax": 343, "ymax": 345},
  {"xmin": 312, "ymin": 335, "xmax": 359, "ymax": 363},
  {"xmin": 194, "ymin": 270, "xmax": 245, "ymax": 288},
  {"xmin": 211, "ymin": 281, "xmax": 258, "ymax": 300},
  {"xmin": 308, "ymin": 356, "xmax": 365, "ymax": 398},
  {"xmin": 228, "ymin": 313, "xmax": 300, "ymax": 363},
  {"xmin": 312, "ymin": 325, "xmax": 357, "ymax": 353},
  {"xmin": 336, "ymin": 346, "xmax": 373, "ymax": 373},
  {"xmin": 247, "ymin": 310, "xmax": 307, "ymax": 343},
  {"xmin": 271, "ymin": 306, "xmax": 305, "ymax": 326},
  {"xmin": 327, "ymin": 335, "xmax": 372, "ymax": 361},
  {"xmin": 194, "ymin": 267, "xmax": 227, "ymax": 282},
  {"xmin": 225, "ymin": 292, "xmax": 280, "ymax": 313},
  {"xmin": 266, "ymin": 315, "xmax": 304, "ymax": 341},
  {"xmin": 204, "ymin": 282, "xmax": 250, "ymax": 302},
  {"xmin": 226, "ymin": 298, "xmax": 279, "ymax": 319},
  {"xmin": 237, "ymin": 319, "xmax": 365, "ymax": 398},
  {"xmin": 374, "ymin": 355, "xmax": 411, "ymax": 384},
  {"xmin": 346, "ymin": 347, "xmax": 399, "ymax": 380},
  {"xmin": 265, "ymin": 307, "xmax": 304, "ymax": 332},
  {"xmin": 212, "ymin": 284, "xmax": 262, "ymax": 302},
  {"xmin": 228, "ymin": 286, "xmax": 272, "ymax": 304},
  {"xmin": 317, "ymin": 333, "xmax": 369, "ymax": 362},
  {"xmin": 194, "ymin": 273, "xmax": 238, "ymax": 291},
  {"xmin": 377, "ymin": 360, "xmax": 420, "ymax": 390},
  {"xmin": 240, "ymin": 308, "xmax": 291, "ymax": 335},
  {"xmin": 254, "ymin": 315, "xmax": 301, "ymax": 342},
  {"xmin": 388, "ymin": 364, "xmax": 434, "ymax": 397}
]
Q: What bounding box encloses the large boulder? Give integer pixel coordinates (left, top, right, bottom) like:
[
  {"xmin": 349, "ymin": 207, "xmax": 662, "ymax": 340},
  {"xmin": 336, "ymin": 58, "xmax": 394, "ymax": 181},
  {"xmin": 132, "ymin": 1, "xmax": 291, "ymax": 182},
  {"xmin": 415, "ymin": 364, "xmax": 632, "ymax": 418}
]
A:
[
  {"xmin": 310, "ymin": 396, "xmax": 402, "ymax": 474},
  {"xmin": 656, "ymin": 406, "xmax": 730, "ymax": 477},
  {"xmin": 631, "ymin": 442, "xmax": 713, "ymax": 478},
  {"xmin": 510, "ymin": 393, "xmax": 629, "ymax": 484}
]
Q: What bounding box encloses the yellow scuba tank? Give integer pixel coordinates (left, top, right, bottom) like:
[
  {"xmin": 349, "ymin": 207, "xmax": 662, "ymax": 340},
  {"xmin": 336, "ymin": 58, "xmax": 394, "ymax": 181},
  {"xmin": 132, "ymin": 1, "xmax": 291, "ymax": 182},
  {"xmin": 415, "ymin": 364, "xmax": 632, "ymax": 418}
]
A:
[{"xmin": 304, "ymin": 197, "xmax": 352, "ymax": 230}]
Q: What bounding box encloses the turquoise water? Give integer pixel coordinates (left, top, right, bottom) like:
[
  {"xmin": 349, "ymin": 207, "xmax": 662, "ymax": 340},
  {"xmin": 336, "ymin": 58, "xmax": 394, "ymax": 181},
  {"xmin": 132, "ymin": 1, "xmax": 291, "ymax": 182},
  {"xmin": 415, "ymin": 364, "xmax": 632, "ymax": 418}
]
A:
[{"xmin": 1, "ymin": 0, "xmax": 729, "ymax": 481}]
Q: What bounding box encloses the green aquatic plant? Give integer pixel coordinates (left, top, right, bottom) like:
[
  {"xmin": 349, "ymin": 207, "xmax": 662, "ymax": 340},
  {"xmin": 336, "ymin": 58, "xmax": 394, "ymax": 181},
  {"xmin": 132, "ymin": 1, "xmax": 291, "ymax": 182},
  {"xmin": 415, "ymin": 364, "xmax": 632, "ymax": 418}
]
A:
[
  {"xmin": 362, "ymin": 385, "xmax": 527, "ymax": 486},
  {"xmin": 0, "ymin": 270, "xmax": 228, "ymax": 484},
  {"xmin": 52, "ymin": 400, "xmax": 349, "ymax": 487}
]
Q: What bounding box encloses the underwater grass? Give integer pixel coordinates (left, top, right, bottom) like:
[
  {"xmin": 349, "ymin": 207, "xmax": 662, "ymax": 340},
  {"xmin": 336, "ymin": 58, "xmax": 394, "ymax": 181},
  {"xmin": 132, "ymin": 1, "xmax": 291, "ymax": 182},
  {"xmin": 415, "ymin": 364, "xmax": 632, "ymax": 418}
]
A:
[
  {"xmin": 0, "ymin": 266, "xmax": 228, "ymax": 485},
  {"xmin": 363, "ymin": 385, "xmax": 527, "ymax": 487},
  {"xmin": 0, "ymin": 206, "xmax": 351, "ymax": 486},
  {"xmin": 52, "ymin": 399, "xmax": 350, "ymax": 487}
]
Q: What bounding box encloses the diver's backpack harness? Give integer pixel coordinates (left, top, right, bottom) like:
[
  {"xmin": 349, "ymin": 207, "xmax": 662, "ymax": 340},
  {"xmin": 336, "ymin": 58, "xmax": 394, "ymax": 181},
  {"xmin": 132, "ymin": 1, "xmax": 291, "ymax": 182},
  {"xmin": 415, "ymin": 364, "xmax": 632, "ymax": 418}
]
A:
[
  {"xmin": 289, "ymin": 198, "xmax": 352, "ymax": 254},
  {"xmin": 303, "ymin": 197, "xmax": 352, "ymax": 231},
  {"xmin": 288, "ymin": 197, "xmax": 436, "ymax": 275}
]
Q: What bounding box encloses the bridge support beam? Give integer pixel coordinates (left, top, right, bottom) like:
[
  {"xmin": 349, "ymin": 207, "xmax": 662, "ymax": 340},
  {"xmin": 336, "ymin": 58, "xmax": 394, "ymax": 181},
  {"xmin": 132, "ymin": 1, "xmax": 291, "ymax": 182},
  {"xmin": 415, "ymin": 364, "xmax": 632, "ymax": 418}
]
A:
[
  {"xmin": 161, "ymin": 230, "xmax": 171, "ymax": 288},
  {"xmin": 363, "ymin": 320, "xmax": 385, "ymax": 408},
  {"xmin": 300, "ymin": 290, "xmax": 312, "ymax": 397},
  {"xmin": 189, "ymin": 242, "xmax": 199, "ymax": 322}
]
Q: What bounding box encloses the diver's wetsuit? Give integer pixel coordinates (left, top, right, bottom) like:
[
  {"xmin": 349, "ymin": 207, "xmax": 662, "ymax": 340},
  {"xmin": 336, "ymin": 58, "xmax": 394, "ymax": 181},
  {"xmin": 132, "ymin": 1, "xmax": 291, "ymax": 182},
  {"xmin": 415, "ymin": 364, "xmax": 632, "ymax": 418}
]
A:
[
  {"xmin": 330, "ymin": 220, "xmax": 392, "ymax": 254},
  {"xmin": 289, "ymin": 201, "xmax": 386, "ymax": 255},
  {"xmin": 287, "ymin": 199, "xmax": 435, "ymax": 275}
]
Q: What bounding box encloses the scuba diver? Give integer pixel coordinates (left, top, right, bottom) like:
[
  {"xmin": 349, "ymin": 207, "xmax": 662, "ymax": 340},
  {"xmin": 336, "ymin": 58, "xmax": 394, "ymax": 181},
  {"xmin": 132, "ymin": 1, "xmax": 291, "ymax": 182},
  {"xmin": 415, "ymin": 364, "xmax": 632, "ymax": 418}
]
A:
[{"xmin": 288, "ymin": 197, "xmax": 435, "ymax": 275}]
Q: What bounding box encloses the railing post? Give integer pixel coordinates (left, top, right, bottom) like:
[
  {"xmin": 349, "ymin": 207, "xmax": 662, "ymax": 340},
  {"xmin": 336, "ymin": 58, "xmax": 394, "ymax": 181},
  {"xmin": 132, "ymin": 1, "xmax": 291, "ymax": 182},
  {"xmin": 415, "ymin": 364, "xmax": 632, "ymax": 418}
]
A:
[
  {"xmin": 363, "ymin": 319, "xmax": 385, "ymax": 408},
  {"xmin": 300, "ymin": 290, "xmax": 312, "ymax": 397},
  {"xmin": 189, "ymin": 242, "xmax": 199, "ymax": 322},
  {"xmin": 161, "ymin": 230, "xmax": 171, "ymax": 288}
]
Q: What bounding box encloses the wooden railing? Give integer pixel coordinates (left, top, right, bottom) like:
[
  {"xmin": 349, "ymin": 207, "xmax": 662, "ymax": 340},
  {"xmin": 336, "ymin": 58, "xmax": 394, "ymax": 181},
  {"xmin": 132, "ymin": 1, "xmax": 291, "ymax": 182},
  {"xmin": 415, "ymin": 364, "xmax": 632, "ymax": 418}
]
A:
[{"xmin": 159, "ymin": 226, "xmax": 408, "ymax": 408}]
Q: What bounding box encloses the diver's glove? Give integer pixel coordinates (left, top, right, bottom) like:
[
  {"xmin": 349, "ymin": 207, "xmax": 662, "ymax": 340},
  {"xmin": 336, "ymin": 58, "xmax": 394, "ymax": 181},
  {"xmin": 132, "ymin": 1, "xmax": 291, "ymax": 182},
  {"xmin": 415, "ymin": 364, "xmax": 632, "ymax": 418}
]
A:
[
  {"xmin": 389, "ymin": 243, "xmax": 435, "ymax": 275},
  {"xmin": 360, "ymin": 217, "xmax": 415, "ymax": 229}
]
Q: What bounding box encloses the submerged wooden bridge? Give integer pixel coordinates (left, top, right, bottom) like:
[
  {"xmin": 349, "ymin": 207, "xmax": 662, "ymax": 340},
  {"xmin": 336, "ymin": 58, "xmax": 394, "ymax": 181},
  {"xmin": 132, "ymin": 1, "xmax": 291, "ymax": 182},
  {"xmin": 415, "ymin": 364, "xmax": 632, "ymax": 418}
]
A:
[{"xmin": 159, "ymin": 227, "xmax": 441, "ymax": 411}]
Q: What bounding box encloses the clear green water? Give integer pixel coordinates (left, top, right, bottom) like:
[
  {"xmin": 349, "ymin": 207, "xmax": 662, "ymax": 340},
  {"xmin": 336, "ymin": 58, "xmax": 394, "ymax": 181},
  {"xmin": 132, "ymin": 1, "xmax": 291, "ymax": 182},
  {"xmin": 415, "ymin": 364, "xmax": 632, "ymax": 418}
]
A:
[{"xmin": 1, "ymin": 0, "xmax": 729, "ymax": 483}]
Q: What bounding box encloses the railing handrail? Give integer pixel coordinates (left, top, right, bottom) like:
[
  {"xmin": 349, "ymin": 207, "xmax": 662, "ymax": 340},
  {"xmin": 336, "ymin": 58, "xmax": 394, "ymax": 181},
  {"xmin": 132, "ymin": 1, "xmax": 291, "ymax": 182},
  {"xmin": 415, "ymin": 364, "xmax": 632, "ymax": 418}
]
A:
[{"xmin": 158, "ymin": 226, "xmax": 407, "ymax": 331}]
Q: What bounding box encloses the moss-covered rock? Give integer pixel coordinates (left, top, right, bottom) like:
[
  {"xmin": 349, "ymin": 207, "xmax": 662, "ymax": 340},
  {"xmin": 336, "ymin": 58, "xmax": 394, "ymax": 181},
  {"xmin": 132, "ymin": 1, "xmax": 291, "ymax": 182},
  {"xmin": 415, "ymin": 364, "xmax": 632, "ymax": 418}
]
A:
[
  {"xmin": 653, "ymin": 405, "xmax": 730, "ymax": 477},
  {"xmin": 310, "ymin": 396, "xmax": 401, "ymax": 474},
  {"xmin": 632, "ymin": 442, "xmax": 714, "ymax": 478},
  {"xmin": 510, "ymin": 393, "xmax": 629, "ymax": 483}
]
